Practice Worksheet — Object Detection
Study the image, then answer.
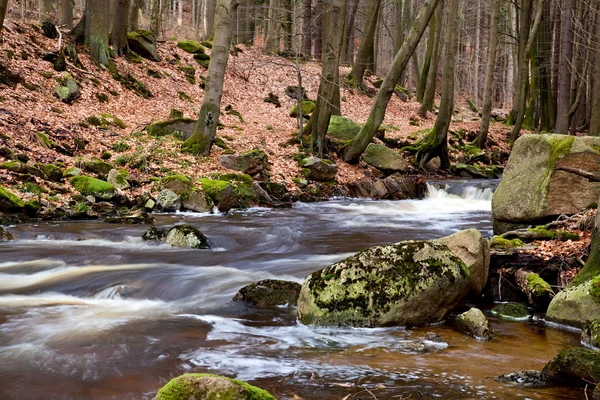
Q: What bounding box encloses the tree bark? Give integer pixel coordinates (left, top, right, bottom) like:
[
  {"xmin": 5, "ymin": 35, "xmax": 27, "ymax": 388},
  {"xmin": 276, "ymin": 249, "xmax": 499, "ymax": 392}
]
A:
[
  {"xmin": 538, "ymin": 0, "xmax": 554, "ymax": 131},
  {"xmin": 555, "ymin": 0, "xmax": 575, "ymax": 134},
  {"xmin": 0, "ymin": 0, "xmax": 8, "ymax": 35},
  {"xmin": 150, "ymin": 0, "xmax": 162, "ymax": 38},
  {"xmin": 264, "ymin": 0, "xmax": 280, "ymax": 53},
  {"xmin": 590, "ymin": 47, "xmax": 600, "ymax": 135},
  {"xmin": 341, "ymin": 0, "xmax": 442, "ymax": 163},
  {"xmin": 416, "ymin": 9, "xmax": 436, "ymax": 103},
  {"xmin": 309, "ymin": 0, "xmax": 346, "ymax": 157},
  {"xmin": 343, "ymin": 0, "xmax": 359, "ymax": 64},
  {"xmin": 282, "ymin": 0, "xmax": 293, "ymax": 53},
  {"xmin": 473, "ymin": 0, "xmax": 481, "ymax": 106},
  {"xmin": 476, "ymin": 0, "xmax": 500, "ymax": 149},
  {"xmin": 314, "ymin": 0, "xmax": 322, "ymax": 59},
  {"xmin": 509, "ymin": 0, "xmax": 534, "ymax": 124},
  {"xmin": 346, "ymin": 0, "xmax": 381, "ymax": 88},
  {"xmin": 183, "ymin": 0, "xmax": 240, "ymax": 156},
  {"xmin": 58, "ymin": 0, "xmax": 73, "ymax": 28},
  {"xmin": 129, "ymin": 0, "xmax": 140, "ymax": 31},
  {"xmin": 418, "ymin": 1, "xmax": 442, "ymax": 118},
  {"xmin": 206, "ymin": 0, "xmax": 217, "ymax": 38},
  {"xmin": 40, "ymin": 0, "xmax": 53, "ymax": 23},
  {"xmin": 414, "ymin": 0, "xmax": 460, "ymax": 169},
  {"xmin": 302, "ymin": 0, "xmax": 312, "ymax": 56},
  {"xmin": 86, "ymin": 0, "xmax": 111, "ymax": 67},
  {"xmin": 111, "ymin": 0, "xmax": 131, "ymax": 56}
]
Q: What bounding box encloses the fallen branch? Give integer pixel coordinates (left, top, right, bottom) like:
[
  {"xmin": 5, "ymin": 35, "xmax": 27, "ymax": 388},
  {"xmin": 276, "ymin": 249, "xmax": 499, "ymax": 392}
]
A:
[
  {"xmin": 555, "ymin": 166, "xmax": 600, "ymax": 182},
  {"xmin": 66, "ymin": 61, "xmax": 98, "ymax": 78}
]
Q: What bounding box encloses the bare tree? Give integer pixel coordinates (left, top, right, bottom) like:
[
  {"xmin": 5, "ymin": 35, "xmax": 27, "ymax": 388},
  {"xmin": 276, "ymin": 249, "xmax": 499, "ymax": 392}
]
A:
[
  {"xmin": 86, "ymin": 0, "xmax": 111, "ymax": 67},
  {"xmin": 111, "ymin": 0, "xmax": 131, "ymax": 56}
]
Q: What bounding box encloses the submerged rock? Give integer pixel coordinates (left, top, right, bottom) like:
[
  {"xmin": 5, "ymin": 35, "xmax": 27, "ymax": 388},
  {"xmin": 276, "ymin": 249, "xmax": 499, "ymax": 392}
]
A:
[
  {"xmin": 496, "ymin": 370, "xmax": 548, "ymax": 387},
  {"xmin": 0, "ymin": 226, "xmax": 13, "ymax": 241},
  {"xmin": 454, "ymin": 308, "xmax": 492, "ymax": 340},
  {"xmin": 491, "ymin": 303, "xmax": 531, "ymax": 320},
  {"xmin": 297, "ymin": 230, "xmax": 489, "ymax": 327},
  {"xmin": 164, "ymin": 224, "xmax": 210, "ymax": 249},
  {"xmin": 233, "ymin": 279, "xmax": 302, "ymax": 307},
  {"xmin": 142, "ymin": 226, "xmax": 167, "ymax": 241},
  {"xmin": 154, "ymin": 373, "xmax": 275, "ymax": 400}
]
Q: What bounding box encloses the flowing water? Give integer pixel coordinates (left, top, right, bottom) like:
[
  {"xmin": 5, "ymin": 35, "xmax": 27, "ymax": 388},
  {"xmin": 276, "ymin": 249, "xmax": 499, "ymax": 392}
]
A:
[{"xmin": 0, "ymin": 180, "xmax": 583, "ymax": 399}]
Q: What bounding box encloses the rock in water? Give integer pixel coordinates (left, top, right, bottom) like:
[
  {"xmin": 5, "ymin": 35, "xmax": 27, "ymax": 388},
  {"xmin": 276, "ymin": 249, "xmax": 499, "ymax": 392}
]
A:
[
  {"xmin": 496, "ymin": 370, "xmax": 548, "ymax": 387},
  {"xmin": 233, "ymin": 279, "xmax": 302, "ymax": 307},
  {"xmin": 454, "ymin": 308, "xmax": 492, "ymax": 340},
  {"xmin": 492, "ymin": 134, "xmax": 600, "ymax": 234},
  {"xmin": 582, "ymin": 320, "xmax": 600, "ymax": 349},
  {"xmin": 0, "ymin": 226, "xmax": 13, "ymax": 241},
  {"xmin": 546, "ymin": 278, "xmax": 600, "ymax": 328},
  {"xmin": 297, "ymin": 237, "xmax": 476, "ymax": 327},
  {"xmin": 154, "ymin": 373, "xmax": 275, "ymax": 400},
  {"xmin": 164, "ymin": 224, "xmax": 210, "ymax": 249},
  {"xmin": 156, "ymin": 189, "xmax": 181, "ymax": 212},
  {"xmin": 541, "ymin": 348, "xmax": 600, "ymax": 386},
  {"xmin": 142, "ymin": 227, "xmax": 167, "ymax": 241}
]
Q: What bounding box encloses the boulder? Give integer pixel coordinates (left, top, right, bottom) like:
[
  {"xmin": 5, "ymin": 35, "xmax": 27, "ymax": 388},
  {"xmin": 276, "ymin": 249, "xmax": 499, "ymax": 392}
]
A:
[
  {"xmin": 492, "ymin": 134, "xmax": 600, "ymax": 233},
  {"xmin": 54, "ymin": 72, "xmax": 80, "ymax": 104},
  {"xmin": 104, "ymin": 209, "xmax": 154, "ymax": 224},
  {"xmin": 327, "ymin": 115, "xmax": 361, "ymax": 141},
  {"xmin": 146, "ymin": 118, "xmax": 197, "ymax": 139},
  {"xmin": 127, "ymin": 30, "xmax": 160, "ymax": 61},
  {"xmin": 491, "ymin": 303, "xmax": 531, "ymax": 320},
  {"xmin": 69, "ymin": 176, "xmax": 117, "ymax": 200},
  {"xmin": 38, "ymin": 163, "xmax": 63, "ymax": 182},
  {"xmin": 164, "ymin": 224, "xmax": 210, "ymax": 249},
  {"xmin": 183, "ymin": 190, "xmax": 213, "ymax": 212},
  {"xmin": 297, "ymin": 235, "xmax": 477, "ymax": 327},
  {"xmin": 107, "ymin": 169, "xmax": 130, "ymax": 190},
  {"xmin": 300, "ymin": 156, "xmax": 337, "ymax": 181},
  {"xmin": 546, "ymin": 277, "xmax": 600, "ymax": 328},
  {"xmin": 217, "ymin": 185, "xmax": 240, "ymax": 213},
  {"xmin": 154, "ymin": 373, "xmax": 275, "ymax": 400},
  {"xmin": 0, "ymin": 185, "xmax": 24, "ymax": 212},
  {"xmin": 541, "ymin": 348, "xmax": 600, "ymax": 386},
  {"xmin": 177, "ymin": 40, "xmax": 205, "ymax": 54},
  {"xmin": 289, "ymin": 100, "xmax": 315, "ymax": 118},
  {"xmin": 219, "ymin": 149, "xmax": 269, "ymax": 178},
  {"xmin": 233, "ymin": 279, "xmax": 302, "ymax": 307},
  {"xmin": 496, "ymin": 370, "xmax": 548, "ymax": 387},
  {"xmin": 78, "ymin": 159, "xmax": 114, "ymax": 176},
  {"xmin": 0, "ymin": 226, "xmax": 13, "ymax": 241},
  {"xmin": 582, "ymin": 320, "xmax": 600, "ymax": 349},
  {"xmin": 142, "ymin": 227, "xmax": 167, "ymax": 241},
  {"xmin": 63, "ymin": 166, "xmax": 82, "ymax": 178},
  {"xmin": 156, "ymin": 189, "xmax": 181, "ymax": 212},
  {"xmin": 454, "ymin": 308, "xmax": 492, "ymax": 340},
  {"xmin": 363, "ymin": 143, "xmax": 409, "ymax": 173},
  {"xmin": 0, "ymin": 161, "xmax": 46, "ymax": 179},
  {"xmin": 160, "ymin": 175, "xmax": 193, "ymax": 195}
]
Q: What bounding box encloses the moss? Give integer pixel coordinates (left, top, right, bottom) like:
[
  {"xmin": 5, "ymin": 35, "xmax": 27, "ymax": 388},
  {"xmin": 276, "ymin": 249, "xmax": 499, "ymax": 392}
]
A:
[
  {"xmin": 193, "ymin": 53, "xmax": 211, "ymax": 68},
  {"xmin": 112, "ymin": 72, "xmax": 153, "ymax": 98},
  {"xmin": 541, "ymin": 348, "xmax": 600, "ymax": 385},
  {"xmin": 127, "ymin": 29, "xmax": 153, "ymax": 40},
  {"xmin": 526, "ymin": 273, "xmax": 554, "ymax": 297},
  {"xmin": 147, "ymin": 118, "xmax": 196, "ymax": 137},
  {"xmin": 490, "ymin": 236, "xmax": 524, "ymax": 249},
  {"xmin": 177, "ymin": 40, "xmax": 205, "ymax": 54},
  {"xmin": 178, "ymin": 91, "xmax": 193, "ymax": 102},
  {"xmin": 155, "ymin": 373, "xmax": 275, "ymax": 400},
  {"xmin": 491, "ymin": 303, "xmax": 530, "ymax": 320},
  {"xmin": 199, "ymin": 178, "xmax": 231, "ymax": 201},
  {"xmin": 36, "ymin": 132, "xmax": 53, "ymax": 148},
  {"xmin": 69, "ymin": 176, "xmax": 116, "ymax": 199},
  {"xmin": 328, "ymin": 115, "xmax": 361, "ymax": 141},
  {"xmin": 289, "ymin": 100, "xmax": 315, "ymax": 118},
  {"xmin": 101, "ymin": 150, "xmax": 112, "ymax": 160},
  {"xmin": 0, "ymin": 185, "xmax": 25, "ymax": 208},
  {"xmin": 162, "ymin": 175, "xmax": 191, "ymax": 185},
  {"xmin": 527, "ymin": 226, "xmax": 579, "ymax": 241},
  {"xmin": 99, "ymin": 113, "xmax": 127, "ymax": 129}
]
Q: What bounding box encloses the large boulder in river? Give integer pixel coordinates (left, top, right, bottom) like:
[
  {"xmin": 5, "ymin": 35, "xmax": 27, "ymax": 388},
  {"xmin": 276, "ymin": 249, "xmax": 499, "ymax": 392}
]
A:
[
  {"xmin": 297, "ymin": 229, "xmax": 488, "ymax": 327},
  {"xmin": 233, "ymin": 279, "xmax": 302, "ymax": 307},
  {"xmin": 541, "ymin": 348, "xmax": 600, "ymax": 387},
  {"xmin": 156, "ymin": 189, "xmax": 181, "ymax": 212},
  {"xmin": 492, "ymin": 134, "xmax": 600, "ymax": 233},
  {"xmin": 363, "ymin": 143, "xmax": 408, "ymax": 173},
  {"xmin": 164, "ymin": 224, "xmax": 210, "ymax": 249},
  {"xmin": 454, "ymin": 308, "xmax": 492, "ymax": 340},
  {"xmin": 546, "ymin": 277, "xmax": 600, "ymax": 328},
  {"xmin": 154, "ymin": 373, "xmax": 275, "ymax": 400}
]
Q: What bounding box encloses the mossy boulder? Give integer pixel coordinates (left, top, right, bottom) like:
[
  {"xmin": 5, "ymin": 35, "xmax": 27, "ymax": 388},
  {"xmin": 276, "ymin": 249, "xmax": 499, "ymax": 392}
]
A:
[
  {"xmin": 0, "ymin": 185, "xmax": 24, "ymax": 212},
  {"xmin": 300, "ymin": 156, "xmax": 337, "ymax": 182},
  {"xmin": 219, "ymin": 149, "xmax": 269, "ymax": 178},
  {"xmin": 127, "ymin": 30, "xmax": 160, "ymax": 61},
  {"xmin": 297, "ymin": 239, "xmax": 472, "ymax": 327},
  {"xmin": 69, "ymin": 176, "xmax": 117, "ymax": 200},
  {"xmin": 142, "ymin": 226, "xmax": 167, "ymax": 241},
  {"xmin": 582, "ymin": 320, "xmax": 600, "ymax": 348},
  {"xmin": 154, "ymin": 373, "xmax": 275, "ymax": 400},
  {"xmin": 363, "ymin": 143, "xmax": 409, "ymax": 173},
  {"xmin": 164, "ymin": 224, "xmax": 210, "ymax": 249},
  {"xmin": 454, "ymin": 308, "xmax": 492, "ymax": 340},
  {"xmin": 156, "ymin": 189, "xmax": 181, "ymax": 212},
  {"xmin": 496, "ymin": 370, "xmax": 548, "ymax": 387},
  {"xmin": 0, "ymin": 161, "xmax": 46, "ymax": 178},
  {"xmin": 63, "ymin": 166, "xmax": 82, "ymax": 178},
  {"xmin": 78, "ymin": 159, "xmax": 114, "ymax": 176},
  {"xmin": 182, "ymin": 189, "xmax": 213, "ymax": 212},
  {"xmin": 193, "ymin": 53, "xmax": 210, "ymax": 68},
  {"xmin": 492, "ymin": 134, "xmax": 600, "ymax": 234},
  {"xmin": 147, "ymin": 118, "xmax": 197, "ymax": 140},
  {"xmin": 541, "ymin": 348, "xmax": 600, "ymax": 386},
  {"xmin": 161, "ymin": 175, "xmax": 193, "ymax": 195},
  {"xmin": 177, "ymin": 40, "xmax": 205, "ymax": 54},
  {"xmin": 54, "ymin": 72, "xmax": 80, "ymax": 104},
  {"xmin": 199, "ymin": 177, "xmax": 257, "ymax": 212},
  {"xmin": 546, "ymin": 277, "xmax": 600, "ymax": 328},
  {"xmin": 289, "ymin": 100, "xmax": 315, "ymax": 118},
  {"xmin": 107, "ymin": 169, "xmax": 130, "ymax": 190},
  {"xmin": 327, "ymin": 115, "xmax": 361, "ymax": 142},
  {"xmin": 38, "ymin": 163, "xmax": 63, "ymax": 182},
  {"xmin": 233, "ymin": 279, "xmax": 302, "ymax": 307},
  {"xmin": 491, "ymin": 303, "xmax": 531, "ymax": 320}
]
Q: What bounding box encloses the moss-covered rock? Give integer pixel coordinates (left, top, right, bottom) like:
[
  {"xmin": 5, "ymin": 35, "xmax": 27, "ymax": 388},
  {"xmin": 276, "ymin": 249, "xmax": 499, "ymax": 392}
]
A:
[
  {"xmin": 297, "ymin": 239, "xmax": 471, "ymax": 327},
  {"xmin": 154, "ymin": 373, "xmax": 275, "ymax": 400},
  {"xmin": 0, "ymin": 161, "xmax": 46, "ymax": 178},
  {"xmin": 454, "ymin": 308, "xmax": 492, "ymax": 340},
  {"xmin": 63, "ymin": 166, "xmax": 82, "ymax": 178},
  {"xmin": 218, "ymin": 149, "xmax": 269, "ymax": 178},
  {"xmin": 142, "ymin": 226, "xmax": 167, "ymax": 241},
  {"xmin": 78, "ymin": 159, "xmax": 114, "ymax": 176},
  {"xmin": 363, "ymin": 143, "xmax": 409, "ymax": 173},
  {"xmin": 289, "ymin": 100, "xmax": 315, "ymax": 118},
  {"xmin": 582, "ymin": 319, "xmax": 600, "ymax": 348},
  {"xmin": 546, "ymin": 277, "xmax": 600, "ymax": 328},
  {"xmin": 161, "ymin": 175, "xmax": 193, "ymax": 196},
  {"xmin": 147, "ymin": 118, "xmax": 197, "ymax": 140},
  {"xmin": 54, "ymin": 72, "xmax": 80, "ymax": 104},
  {"xmin": 496, "ymin": 370, "xmax": 548, "ymax": 387},
  {"xmin": 107, "ymin": 169, "xmax": 130, "ymax": 190},
  {"xmin": 490, "ymin": 236, "xmax": 525, "ymax": 249},
  {"xmin": 454, "ymin": 163, "xmax": 501, "ymax": 179},
  {"xmin": 38, "ymin": 163, "xmax": 63, "ymax": 182},
  {"xmin": 164, "ymin": 224, "xmax": 210, "ymax": 249},
  {"xmin": 156, "ymin": 189, "xmax": 181, "ymax": 212},
  {"xmin": 491, "ymin": 303, "xmax": 531, "ymax": 320},
  {"xmin": 199, "ymin": 177, "xmax": 257, "ymax": 212},
  {"xmin": 127, "ymin": 30, "xmax": 160, "ymax": 61},
  {"xmin": 327, "ymin": 115, "xmax": 361, "ymax": 142},
  {"xmin": 69, "ymin": 176, "xmax": 117, "ymax": 200},
  {"xmin": 300, "ymin": 156, "xmax": 337, "ymax": 182},
  {"xmin": 233, "ymin": 279, "xmax": 302, "ymax": 307},
  {"xmin": 541, "ymin": 348, "xmax": 600, "ymax": 386},
  {"xmin": 0, "ymin": 185, "xmax": 24, "ymax": 212},
  {"xmin": 193, "ymin": 53, "xmax": 210, "ymax": 68},
  {"xmin": 493, "ymin": 134, "xmax": 600, "ymax": 234},
  {"xmin": 182, "ymin": 189, "xmax": 213, "ymax": 212},
  {"xmin": 177, "ymin": 40, "xmax": 205, "ymax": 54}
]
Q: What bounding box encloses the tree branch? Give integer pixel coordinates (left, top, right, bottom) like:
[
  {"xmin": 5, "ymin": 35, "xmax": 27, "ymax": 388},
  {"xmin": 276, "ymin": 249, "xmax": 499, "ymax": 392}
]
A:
[{"xmin": 555, "ymin": 166, "xmax": 600, "ymax": 182}]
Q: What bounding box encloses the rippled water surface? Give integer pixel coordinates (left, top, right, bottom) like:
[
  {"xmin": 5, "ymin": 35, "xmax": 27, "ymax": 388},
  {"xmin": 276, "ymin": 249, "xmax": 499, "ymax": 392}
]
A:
[{"xmin": 0, "ymin": 181, "xmax": 583, "ymax": 399}]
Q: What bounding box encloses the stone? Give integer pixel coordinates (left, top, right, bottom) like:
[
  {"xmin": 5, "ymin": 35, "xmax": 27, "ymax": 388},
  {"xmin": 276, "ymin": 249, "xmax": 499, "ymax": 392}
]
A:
[
  {"xmin": 233, "ymin": 279, "xmax": 302, "ymax": 307},
  {"xmin": 54, "ymin": 72, "xmax": 80, "ymax": 104},
  {"xmin": 107, "ymin": 169, "xmax": 130, "ymax": 190},
  {"xmin": 437, "ymin": 228, "xmax": 490, "ymax": 296},
  {"xmin": 142, "ymin": 227, "xmax": 167, "ymax": 241},
  {"xmin": 454, "ymin": 308, "xmax": 492, "ymax": 340},
  {"xmin": 38, "ymin": 163, "xmax": 63, "ymax": 182},
  {"xmin": 0, "ymin": 226, "xmax": 13, "ymax": 241},
  {"xmin": 164, "ymin": 224, "xmax": 210, "ymax": 249},
  {"xmin": 217, "ymin": 185, "xmax": 240, "ymax": 213},
  {"xmin": 154, "ymin": 373, "xmax": 275, "ymax": 400},
  {"xmin": 492, "ymin": 134, "xmax": 600, "ymax": 234},
  {"xmin": 219, "ymin": 149, "xmax": 269, "ymax": 177},
  {"xmin": 182, "ymin": 190, "xmax": 213, "ymax": 212},
  {"xmin": 0, "ymin": 161, "xmax": 46, "ymax": 179},
  {"xmin": 491, "ymin": 303, "xmax": 531, "ymax": 320},
  {"xmin": 327, "ymin": 115, "xmax": 361, "ymax": 142},
  {"xmin": 424, "ymin": 156, "xmax": 442, "ymax": 173},
  {"xmin": 105, "ymin": 209, "xmax": 155, "ymax": 224},
  {"xmin": 63, "ymin": 166, "xmax": 82, "ymax": 178},
  {"xmin": 69, "ymin": 176, "xmax": 117, "ymax": 200},
  {"xmin": 177, "ymin": 40, "xmax": 204, "ymax": 53},
  {"xmin": 541, "ymin": 348, "xmax": 600, "ymax": 386},
  {"xmin": 0, "ymin": 185, "xmax": 25, "ymax": 212},
  {"xmin": 160, "ymin": 175, "xmax": 192, "ymax": 195},
  {"xmin": 363, "ymin": 143, "xmax": 409, "ymax": 173},
  {"xmin": 78, "ymin": 159, "xmax": 114, "ymax": 176},
  {"xmin": 496, "ymin": 370, "xmax": 548, "ymax": 387},
  {"xmin": 289, "ymin": 100, "xmax": 315, "ymax": 118},
  {"xmin": 454, "ymin": 163, "xmax": 501, "ymax": 179},
  {"xmin": 582, "ymin": 320, "xmax": 600, "ymax": 349},
  {"xmin": 144, "ymin": 198, "xmax": 155, "ymax": 210},
  {"xmin": 127, "ymin": 30, "xmax": 160, "ymax": 61},
  {"xmin": 297, "ymin": 237, "xmax": 474, "ymax": 327},
  {"xmin": 156, "ymin": 189, "xmax": 181, "ymax": 212},
  {"xmin": 546, "ymin": 277, "xmax": 600, "ymax": 328},
  {"xmin": 300, "ymin": 156, "xmax": 337, "ymax": 181},
  {"xmin": 146, "ymin": 118, "xmax": 196, "ymax": 139}
]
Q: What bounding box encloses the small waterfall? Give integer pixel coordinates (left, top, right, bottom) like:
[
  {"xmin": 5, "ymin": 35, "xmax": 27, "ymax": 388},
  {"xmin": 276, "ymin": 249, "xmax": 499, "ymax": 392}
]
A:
[{"xmin": 427, "ymin": 180, "xmax": 498, "ymax": 201}]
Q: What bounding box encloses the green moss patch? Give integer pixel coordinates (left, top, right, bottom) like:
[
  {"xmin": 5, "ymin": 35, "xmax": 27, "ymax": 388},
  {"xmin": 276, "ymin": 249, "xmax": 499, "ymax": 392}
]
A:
[
  {"xmin": 491, "ymin": 303, "xmax": 531, "ymax": 320},
  {"xmin": 527, "ymin": 226, "xmax": 579, "ymax": 241},
  {"xmin": 328, "ymin": 115, "xmax": 361, "ymax": 141},
  {"xmin": 526, "ymin": 273, "xmax": 554, "ymax": 297},
  {"xmin": 490, "ymin": 236, "xmax": 524, "ymax": 249},
  {"xmin": 0, "ymin": 185, "xmax": 25, "ymax": 209},
  {"xmin": 289, "ymin": 100, "xmax": 315, "ymax": 118},
  {"xmin": 155, "ymin": 373, "xmax": 275, "ymax": 400},
  {"xmin": 177, "ymin": 40, "xmax": 205, "ymax": 54},
  {"xmin": 69, "ymin": 176, "xmax": 117, "ymax": 200}
]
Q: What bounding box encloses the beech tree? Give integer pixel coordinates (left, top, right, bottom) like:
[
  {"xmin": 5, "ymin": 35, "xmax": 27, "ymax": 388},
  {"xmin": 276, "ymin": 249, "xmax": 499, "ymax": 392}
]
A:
[
  {"xmin": 85, "ymin": 0, "xmax": 111, "ymax": 67},
  {"xmin": 111, "ymin": 0, "xmax": 131, "ymax": 56},
  {"xmin": 346, "ymin": 0, "xmax": 381, "ymax": 89},
  {"xmin": 183, "ymin": 0, "xmax": 240, "ymax": 156},
  {"xmin": 39, "ymin": 0, "xmax": 53, "ymax": 23},
  {"xmin": 58, "ymin": 0, "xmax": 73, "ymax": 29},
  {"xmin": 0, "ymin": 0, "xmax": 8, "ymax": 36}
]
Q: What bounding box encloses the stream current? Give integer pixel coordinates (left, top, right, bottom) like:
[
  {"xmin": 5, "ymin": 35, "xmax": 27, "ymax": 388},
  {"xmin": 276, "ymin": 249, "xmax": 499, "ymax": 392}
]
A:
[{"xmin": 0, "ymin": 180, "xmax": 583, "ymax": 399}]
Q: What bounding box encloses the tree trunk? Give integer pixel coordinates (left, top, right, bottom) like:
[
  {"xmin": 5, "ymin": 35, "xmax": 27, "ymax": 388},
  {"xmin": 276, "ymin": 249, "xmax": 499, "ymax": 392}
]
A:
[
  {"xmin": 590, "ymin": 51, "xmax": 600, "ymax": 135},
  {"xmin": 58, "ymin": 0, "xmax": 73, "ymax": 28},
  {"xmin": 40, "ymin": 0, "xmax": 53, "ymax": 23},
  {"xmin": 264, "ymin": 0, "xmax": 280, "ymax": 53},
  {"xmin": 508, "ymin": 0, "xmax": 534, "ymax": 124},
  {"xmin": 309, "ymin": 0, "xmax": 346, "ymax": 157},
  {"xmin": 86, "ymin": 0, "xmax": 111, "ymax": 67},
  {"xmin": 129, "ymin": 0, "xmax": 140, "ymax": 31},
  {"xmin": 343, "ymin": 0, "xmax": 359, "ymax": 64},
  {"xmin": 111, "ymin": 0, "xmax": 131, "ymax": 56},
  {"xmin": 555, "ymin": 0, "xmax": 575, "ymax": 134},
  {"xmin": 206, "ymin": 0, "xmax": 217, "ymax": 38},
  {"xmin": 346, "ymin": 0, "xmax": 381, "ymax": 88},
  {"xmin": 302, "ymin": 0, "xmax": 312, "ymax": 56},
  {"xmin": 395, "ymin": 0, "xmax": 403, "ymax": 54},
  {"xmin": 538, "ymin": 0, "xmax": 554, "ymax": 131},
  {"xmin": 476, "ymin": 0, "xmax": 500, "ymax": 149},
  {"xmin": 341, "ymin": 0, "xmax": 442, "ymax": 163},
  {"xmin": 473, "ymin": 0, "xmax": 481, "ymax": 106},
  {"xmin": 314, "ymin": 0, "xmax": 322, "ymax": 59},
  {"xmin": 0, "ymin": 0, "xmax": 8, "ymax": 35},
  {"xmin": 414, "ymin": 0, "xmax": 460, "ymax": 169},
  {"xmin": 418, "ymin": 2, "xmax": 442, "ymax": 118},
  {"xmin": 183, "ymin": 0, "xmax": 239, "ymax": 156},
  {"xmin": 282, "ymin": 0, "xmax": 293, "ymax": 53},
  {"xmin": 150, "ymin": 0, "xmax": 161, "ymax": 38},
  {"xmin": 416, "ymin": 9, "xmax": 436, "ymax": 103}
]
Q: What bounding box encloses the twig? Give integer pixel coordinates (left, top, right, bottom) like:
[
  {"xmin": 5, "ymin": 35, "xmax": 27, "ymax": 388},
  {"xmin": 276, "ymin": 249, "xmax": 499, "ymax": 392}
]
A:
[
  {"xmin": 555, "ymin": 166, "xmax": 600, "ymax": 182},
  {"xmin": 363, "ymin": 387, "xmax": 377, "ymax": 399},
  {"xmin": 55, "ymin": 25, "xmax": 63, "ymax": 51},
  {"xmin": 66, "ymin": 61, "xmax": 98, "ymax": 78}
]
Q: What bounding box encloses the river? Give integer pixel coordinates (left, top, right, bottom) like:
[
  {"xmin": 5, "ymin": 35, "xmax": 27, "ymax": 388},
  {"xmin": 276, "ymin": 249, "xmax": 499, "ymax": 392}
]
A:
[{"xmin": 0, "ymin": 180, "xmax": 583, "ymax": 399}]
